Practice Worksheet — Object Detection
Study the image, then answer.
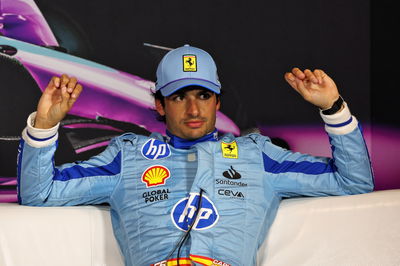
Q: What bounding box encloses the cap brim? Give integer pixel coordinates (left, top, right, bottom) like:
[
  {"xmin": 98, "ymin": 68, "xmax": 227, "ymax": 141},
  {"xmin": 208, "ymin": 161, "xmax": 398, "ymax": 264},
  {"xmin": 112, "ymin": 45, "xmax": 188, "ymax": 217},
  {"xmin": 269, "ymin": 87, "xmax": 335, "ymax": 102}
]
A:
[{"xmin": 160, "ymin": 79, "xmax": 220, "ymax": 96}]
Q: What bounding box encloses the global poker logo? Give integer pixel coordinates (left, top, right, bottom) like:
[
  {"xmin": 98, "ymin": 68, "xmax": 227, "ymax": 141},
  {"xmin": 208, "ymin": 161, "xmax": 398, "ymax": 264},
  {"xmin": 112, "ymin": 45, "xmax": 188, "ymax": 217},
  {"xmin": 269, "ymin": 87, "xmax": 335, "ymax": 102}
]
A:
[
  {"xmin": 141, "ymin": 139, "xmax": 171, "ymax": 160},
  {"xmin": 171, "ymin": 193, "xmax": 219, "ymax": 231}
]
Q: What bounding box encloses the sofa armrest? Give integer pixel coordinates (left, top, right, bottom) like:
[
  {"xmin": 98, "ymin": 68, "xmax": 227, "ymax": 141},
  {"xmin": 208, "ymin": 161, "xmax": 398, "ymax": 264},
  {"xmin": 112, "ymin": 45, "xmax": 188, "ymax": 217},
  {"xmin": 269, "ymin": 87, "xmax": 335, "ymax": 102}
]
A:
[
  {"xmin": 1, "ymin": 190, "xmax": 399, "ymax": 266},
  {"xmin": 258, "ymin": 190, "xmax": 400, "ymax": 265}
]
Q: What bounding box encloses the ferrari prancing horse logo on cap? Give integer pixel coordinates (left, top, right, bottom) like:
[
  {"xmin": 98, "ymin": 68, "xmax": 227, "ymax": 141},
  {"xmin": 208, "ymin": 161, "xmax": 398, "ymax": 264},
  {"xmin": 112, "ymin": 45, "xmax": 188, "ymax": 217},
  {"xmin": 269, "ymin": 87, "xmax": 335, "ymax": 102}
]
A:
[{"xmin": 183, "ymin": 55, "xmax": 197, "ymax": 72}]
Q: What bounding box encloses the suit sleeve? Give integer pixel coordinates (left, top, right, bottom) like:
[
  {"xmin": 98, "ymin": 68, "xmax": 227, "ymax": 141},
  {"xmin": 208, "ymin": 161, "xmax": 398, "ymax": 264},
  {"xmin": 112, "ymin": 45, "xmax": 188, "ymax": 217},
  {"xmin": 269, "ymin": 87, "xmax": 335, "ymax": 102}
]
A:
[
  {"xmin": 17, "ymin": 112, "xmax": 122, "ymax": 206},
  {"xmin": 260, "ymin": 103, "xmax": 374, "ymax": 198}
]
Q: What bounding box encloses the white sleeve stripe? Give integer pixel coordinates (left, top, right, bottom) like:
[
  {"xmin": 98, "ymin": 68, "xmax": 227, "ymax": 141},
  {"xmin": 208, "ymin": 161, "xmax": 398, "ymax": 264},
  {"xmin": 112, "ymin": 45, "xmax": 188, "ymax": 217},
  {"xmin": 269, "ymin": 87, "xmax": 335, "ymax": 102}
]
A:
[
  {"xmin": 326, "ymin": 116, "xmax": 353, "ymax": 128},
  {"xmin": 324, "ymin": 116, "xmax": 358, "ymax": 135},
  {"xmin": 22, "ymin": 112, "xmax": 59, "ymax": 148},
  {"xmin": 26, "ymin": 130, "xmax": 57, "ymax": 141},
  {"xmin": 22, "ymin": 128, "xmax": 58, "ymax": 148}
]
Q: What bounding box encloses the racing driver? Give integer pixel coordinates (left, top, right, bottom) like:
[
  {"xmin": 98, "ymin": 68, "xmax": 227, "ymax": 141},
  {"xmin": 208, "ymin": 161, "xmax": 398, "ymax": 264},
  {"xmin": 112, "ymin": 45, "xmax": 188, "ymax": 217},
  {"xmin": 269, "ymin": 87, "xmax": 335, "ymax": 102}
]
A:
[{"xmin": 18, "ymin": 44, "xmax": 374, "ymax": 266}]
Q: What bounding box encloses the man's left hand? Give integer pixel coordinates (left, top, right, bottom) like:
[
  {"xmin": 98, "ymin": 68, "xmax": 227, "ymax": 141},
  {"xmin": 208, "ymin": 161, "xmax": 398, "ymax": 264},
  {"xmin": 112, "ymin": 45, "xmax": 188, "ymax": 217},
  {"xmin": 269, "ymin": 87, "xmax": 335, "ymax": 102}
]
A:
[{"xmin": 284, "ymin": 68, "xmax": 340, "ymax": 110}]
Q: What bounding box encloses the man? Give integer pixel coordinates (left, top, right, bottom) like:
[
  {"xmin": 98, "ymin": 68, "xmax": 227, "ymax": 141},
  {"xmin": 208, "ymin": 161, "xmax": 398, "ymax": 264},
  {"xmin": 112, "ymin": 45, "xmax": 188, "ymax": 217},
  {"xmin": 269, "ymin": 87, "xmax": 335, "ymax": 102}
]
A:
[{"xmin": 18, "ymin": 44, "xmax": 374, "ymax": 266}]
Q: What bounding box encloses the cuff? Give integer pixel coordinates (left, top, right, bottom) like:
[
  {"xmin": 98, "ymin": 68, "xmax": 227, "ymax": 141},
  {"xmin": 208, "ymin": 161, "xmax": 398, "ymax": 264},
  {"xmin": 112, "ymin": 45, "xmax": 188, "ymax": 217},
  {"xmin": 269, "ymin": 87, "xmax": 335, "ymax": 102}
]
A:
[
  {"xmin": 21, "ymin": 112, "xmax": 59, "ymax": 148},
  {"xmin": 320, "ymin": 102, "xmax": 358, "ymax": 135}
]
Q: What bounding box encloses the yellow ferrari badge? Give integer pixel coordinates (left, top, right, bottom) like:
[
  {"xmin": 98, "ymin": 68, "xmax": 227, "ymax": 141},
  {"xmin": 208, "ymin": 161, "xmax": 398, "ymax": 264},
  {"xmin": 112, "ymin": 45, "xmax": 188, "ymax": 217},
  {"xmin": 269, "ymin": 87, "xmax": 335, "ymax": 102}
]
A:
[
  {"xmin": 221, "ymin": 141, "xmax": 238, "ymax": 159},
  {"xmin": 183, "ymin": 55, "xmax": 197, "ymax": 72}
]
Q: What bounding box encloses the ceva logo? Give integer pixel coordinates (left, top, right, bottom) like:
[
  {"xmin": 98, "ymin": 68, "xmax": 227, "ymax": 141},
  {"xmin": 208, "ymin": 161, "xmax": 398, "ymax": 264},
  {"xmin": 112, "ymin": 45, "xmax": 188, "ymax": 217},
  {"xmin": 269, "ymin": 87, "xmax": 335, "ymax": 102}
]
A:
[
  {"xmin": 141, "ymin": 139, "xmax": 171, "ymax": 160},
  {"xmin": 171, "ymin": 193, "xmax": 219, "ymax": 231}
]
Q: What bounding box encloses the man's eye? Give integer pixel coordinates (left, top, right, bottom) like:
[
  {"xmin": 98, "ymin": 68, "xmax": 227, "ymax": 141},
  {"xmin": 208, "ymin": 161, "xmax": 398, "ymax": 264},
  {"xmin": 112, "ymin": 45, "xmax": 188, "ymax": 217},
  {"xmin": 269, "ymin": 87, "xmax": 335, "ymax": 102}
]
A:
[
  {"xmin": 172, "ymin": 95, "xmax": 184, "ymax": 101},
  {"xmin": 199, "ymin": 92, "xmax": 212, "ymax": 100}
]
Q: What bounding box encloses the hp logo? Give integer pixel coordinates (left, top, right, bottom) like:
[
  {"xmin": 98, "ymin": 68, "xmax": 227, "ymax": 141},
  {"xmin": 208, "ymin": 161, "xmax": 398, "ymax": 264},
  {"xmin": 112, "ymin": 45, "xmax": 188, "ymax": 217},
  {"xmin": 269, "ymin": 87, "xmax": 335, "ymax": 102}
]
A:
[
  {"xmin": 141, "ymin": 139, "xmax": 171, "ymax": 160},
  {"xmin": 171, "ymin": 193, "xmax": 219, "ymax": 231}
]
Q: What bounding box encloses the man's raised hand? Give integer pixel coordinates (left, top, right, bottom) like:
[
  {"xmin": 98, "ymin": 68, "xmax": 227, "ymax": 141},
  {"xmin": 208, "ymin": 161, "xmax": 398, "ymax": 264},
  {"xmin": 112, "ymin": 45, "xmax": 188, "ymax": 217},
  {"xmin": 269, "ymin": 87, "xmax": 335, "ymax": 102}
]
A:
[
  {"xmin": 35, "ymin": 74, "xmax": 83, "ymax": 129},
  {"xmin": 284, "ymin": 68, "xmax": 340, "ymax": 110}
]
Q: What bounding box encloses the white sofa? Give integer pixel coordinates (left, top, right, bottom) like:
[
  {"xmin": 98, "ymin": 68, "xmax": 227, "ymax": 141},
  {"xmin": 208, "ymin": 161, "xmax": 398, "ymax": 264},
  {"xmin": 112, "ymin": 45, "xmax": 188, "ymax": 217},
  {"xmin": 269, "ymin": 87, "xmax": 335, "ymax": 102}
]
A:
[{"xmin": 1, "ymin": 190, "xmax": 399, "ymax": 266}]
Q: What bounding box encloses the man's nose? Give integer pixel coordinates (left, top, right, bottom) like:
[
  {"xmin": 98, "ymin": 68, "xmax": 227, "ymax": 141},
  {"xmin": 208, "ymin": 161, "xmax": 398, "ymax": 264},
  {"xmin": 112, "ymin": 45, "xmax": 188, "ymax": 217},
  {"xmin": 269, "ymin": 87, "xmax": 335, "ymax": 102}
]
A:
[{"xmin": 186, "ymin": 99, "xmax": 199, "ymax": 117}]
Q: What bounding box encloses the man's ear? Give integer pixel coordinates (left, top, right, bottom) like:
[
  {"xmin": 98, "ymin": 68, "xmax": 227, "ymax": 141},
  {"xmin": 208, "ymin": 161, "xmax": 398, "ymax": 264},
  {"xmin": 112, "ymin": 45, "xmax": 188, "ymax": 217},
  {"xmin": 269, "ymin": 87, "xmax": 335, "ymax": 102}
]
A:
[
  {"xmin": 216, "ymin": 96, "xmax": 221, "ymax": 111},
  {"xmin": 155, "ymin": 99, "xmax": 165, "ymax": 116}
]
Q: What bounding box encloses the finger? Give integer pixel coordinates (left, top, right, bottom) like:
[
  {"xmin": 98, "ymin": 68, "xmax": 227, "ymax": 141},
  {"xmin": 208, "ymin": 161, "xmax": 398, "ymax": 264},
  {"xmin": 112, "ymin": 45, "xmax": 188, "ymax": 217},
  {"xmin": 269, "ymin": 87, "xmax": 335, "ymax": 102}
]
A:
[
  {"xmin": 60, "ymin": 74, "xmax": 70, "ymax": 90},
  {"xmin": 284, "ymin": 73, "xmax": 298, "ymax": 90},
  {"xmin": 292, "ymin": 67, "xmax": 305, "ymax": 80},
  {"xmin": 304, "ymin": 69, "xmax": 318, "ymax": 84},
  {"xmin": 52, "ymin": 76, "xmax": 60, "ymax": 88},
  {"xmin": 294, "ymin": 77, "xmax": 311, "ymax": 100},
  {"xmin": 60, "ymin": 85, "xmax": 71, "ymax": 113},
  {"xmin": 67, "ymin": 77, "xmax": 77, "ymax": 93},
  {"xmin": 44, "ymin": 76, "xmax": 60, "ymax": 93},
  {"xmin": 285, "ymin": 72, "xmax": 295, "ymax": 82},
  {"xmin": 287, "ymin": 78, "xmax": 305, "ymax": 98},
  {"xmin": 313, "ymin": 69, "xmax": 326, "ymax": 84},
  {"xmin": 68, "ymin": 84, "xmax": 83, "ymax": 108}
]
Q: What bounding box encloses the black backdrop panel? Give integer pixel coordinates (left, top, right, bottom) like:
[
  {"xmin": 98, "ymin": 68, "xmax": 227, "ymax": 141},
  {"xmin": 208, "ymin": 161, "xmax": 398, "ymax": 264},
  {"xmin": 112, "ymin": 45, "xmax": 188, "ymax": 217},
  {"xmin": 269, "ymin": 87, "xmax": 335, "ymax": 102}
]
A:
[{"xmin": 35, "ymin": 0, "xmax": 370, "ymax": 129}]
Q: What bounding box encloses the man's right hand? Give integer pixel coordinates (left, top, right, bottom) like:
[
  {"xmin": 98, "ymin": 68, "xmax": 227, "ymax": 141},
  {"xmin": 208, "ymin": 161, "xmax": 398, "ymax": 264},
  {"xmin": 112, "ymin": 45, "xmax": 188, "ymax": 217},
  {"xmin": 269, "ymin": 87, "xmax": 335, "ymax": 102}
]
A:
[{"xmin": 34, "ymin": 74, "xmax": 83, "ymax": 129}]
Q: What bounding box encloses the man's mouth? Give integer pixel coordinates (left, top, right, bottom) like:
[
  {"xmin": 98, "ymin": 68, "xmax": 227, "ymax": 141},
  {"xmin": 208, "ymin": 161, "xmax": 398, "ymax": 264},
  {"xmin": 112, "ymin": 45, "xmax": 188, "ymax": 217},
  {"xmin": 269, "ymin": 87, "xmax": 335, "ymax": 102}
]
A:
[{"xmin": 184, "ymin": 120, "xmax": 205, "ymax": 128}]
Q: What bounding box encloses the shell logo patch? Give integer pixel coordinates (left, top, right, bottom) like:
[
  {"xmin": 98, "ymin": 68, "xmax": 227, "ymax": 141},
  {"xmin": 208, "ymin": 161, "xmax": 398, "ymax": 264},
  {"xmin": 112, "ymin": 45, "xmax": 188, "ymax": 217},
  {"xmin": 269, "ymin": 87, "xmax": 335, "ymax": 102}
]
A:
[
  {"xmin": 141, "ymin": 165, "xmax": 171, "ymax": 187},
  {"xmin": 221, "ymin": 141, "xmax": 238, "ymax": 159},
  {"xmin": 183, "ymin": 54, "xmax": 197, "ymax": 72}
]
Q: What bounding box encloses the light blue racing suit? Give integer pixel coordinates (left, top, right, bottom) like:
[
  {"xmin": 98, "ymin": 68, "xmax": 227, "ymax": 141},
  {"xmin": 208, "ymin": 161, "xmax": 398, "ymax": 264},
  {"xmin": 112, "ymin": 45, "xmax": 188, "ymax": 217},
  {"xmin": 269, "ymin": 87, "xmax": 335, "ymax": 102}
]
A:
[{"xmin": 18, "ymin": 104, "xmax": 374, "ymax": 266}]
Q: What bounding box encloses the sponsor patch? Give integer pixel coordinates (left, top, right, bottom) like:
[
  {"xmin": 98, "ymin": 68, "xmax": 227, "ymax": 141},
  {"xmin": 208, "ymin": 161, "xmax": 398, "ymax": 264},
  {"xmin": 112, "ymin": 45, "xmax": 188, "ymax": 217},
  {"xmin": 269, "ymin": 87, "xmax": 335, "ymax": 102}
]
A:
[
  {"xmin": 152, "ymin": 258, "xmax": 192, "ymax": 266},
  {"xmin": 141, "ymin": 165, "xmax": 170, "ymax": 187},
  {"xmin": 183, "ymin": 54, "xmax": 197, "ymax": 72},
  {"xmin": 221, "ymin": 141, "xmax": 238, "ymax": 159},
  {"xmin": 216, "ymin": 166, "xmax": 247, "ymax": 187},
  {"xmin": 216, "ymin": 179, "xmax": 247, "ymax": 187},
  {"xmin": 218, "ymin": 189, "xmax": 245, "ymax": 200},
  {"xmin": 190, "ymin": 255, "xmax": 231, "ymax": 266},
  {"xmin": 143, "ymin": 189, "xmax": 170, "ymax": 203},
  {"xmin": 223, "ymin": 166, "xmax": 241, "ymax": 179},
  {"xmin": 141, "ymin": 139, "xmax": 171, "ymax": 160},
  {"xmin": 171, "ymin": 193, "xmax": 219, "ymax": 231}
]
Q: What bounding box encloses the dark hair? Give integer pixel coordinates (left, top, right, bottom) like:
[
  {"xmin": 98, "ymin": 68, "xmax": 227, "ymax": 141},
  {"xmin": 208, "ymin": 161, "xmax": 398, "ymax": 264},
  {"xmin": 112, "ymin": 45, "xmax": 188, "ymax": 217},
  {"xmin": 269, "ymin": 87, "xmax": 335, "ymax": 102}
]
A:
[
  {"xmin": 152, "ymin": 89, "xmax": 167, "ymax": 122},
  {"xmin": 151, "ymin": 86, "xmax": 222, "ymax": 123}
]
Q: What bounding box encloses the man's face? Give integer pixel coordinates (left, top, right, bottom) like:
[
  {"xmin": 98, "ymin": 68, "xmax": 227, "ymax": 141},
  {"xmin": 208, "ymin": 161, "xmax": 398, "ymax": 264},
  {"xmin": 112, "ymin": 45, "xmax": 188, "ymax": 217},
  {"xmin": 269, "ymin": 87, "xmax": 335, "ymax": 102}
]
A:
[{"xmin": 155, "ymin": 87, "xmax": 220, "ymax": 140}]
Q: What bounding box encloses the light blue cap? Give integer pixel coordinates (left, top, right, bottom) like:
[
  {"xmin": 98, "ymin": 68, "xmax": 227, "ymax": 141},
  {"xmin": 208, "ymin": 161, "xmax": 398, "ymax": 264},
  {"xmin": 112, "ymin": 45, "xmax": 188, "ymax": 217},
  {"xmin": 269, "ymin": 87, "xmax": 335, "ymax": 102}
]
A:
[{"xmin": 155, "ymin": 44, "xmax": 221, "ymax": 96}]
